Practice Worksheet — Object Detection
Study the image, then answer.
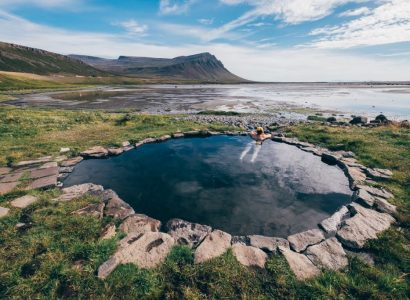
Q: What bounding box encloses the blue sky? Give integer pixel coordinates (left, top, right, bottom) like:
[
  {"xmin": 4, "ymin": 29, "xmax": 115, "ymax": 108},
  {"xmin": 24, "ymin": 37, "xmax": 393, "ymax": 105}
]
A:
[{"xmin": 0, "ymin": 0, "xmax": 409, "ymax": 81}]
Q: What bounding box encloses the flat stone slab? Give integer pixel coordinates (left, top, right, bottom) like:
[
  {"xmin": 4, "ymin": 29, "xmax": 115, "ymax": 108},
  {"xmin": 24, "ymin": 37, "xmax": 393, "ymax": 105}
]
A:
[
  {"xmin": 98, "ymin": 232, "xmax": 175, "ymax": 279},
  {"xmin": 352, "ymin": 188, "xmax": 375, "ymax": 207},
  {"xmin": 15, "ymin": 156, "xmax": 53, "ymax": 167},
  {"xmin": 108, "ymin": 147, "xmax": 124, "ymax": 156},
  {"xmin": 39, "ymin": 162, "xmax": 58, "ymax": 169},
  {"xmin": 365, "ymin": 168, "xmax": 393, "ymax": 179},
  {"xmin": 172, "ymin": 133, "xmax": 184, "ymax": 138},
  {"xmin": 279, "ymin": 246, "xmax": 320, "ymax": 280},
  {"xmin": 336, "ymin": 203, "xmax": 395, "ymax": 249},
  {"xmin": 319, "ymin": 206, "xmax": 349, "ymax": 234},
  {"xmin": 356, "ymin": 185, "xmax": 394, "ymax": 200},
  {"xmin": 0, "ymin": 207, "xmax": 10, "ymax": 218},
  {"xmin": 288, "ymin": 229, "xmax": 325, "ymax": 252},
  {"xmin": 30, "ymin": 167, "xmax": 59, "ymax": 179},
  {"xmin": 72, "ymin": 202, "xmax": 105, "ymax": 219},
  {"xmin": 26, "ymin": 175, "xmax": 57, "ymax": 190},
  {"xmin": 232, "ymin": 244, "xmax": 267, "ymax": 268},
  {"xmin": 0, "ymin": 172, "xmax": 23, "ymax": 183},
  {"xmin": 103, "ymin": 190, "xmax": 135, "ymax": 219},
  {"xmin": 248, "ymin": 235, "xmax": 289, "ymax": 253},
  {"xmin": 194, "ymin": 230, "xmax": 232, "ymax": 264},
  {"xmin": 0, "ymin": 167, "xmax": 12, "ymax": 175},
  {"xmin": 10, "ymin": 195, "xmax": 38, "ymax": 208},
  {"xmin": 135, "ymin": 138, "xmax": 157, "ymax": 147},
  {"xmin": 81, "ymin": 146, "xmax": 108, "ymax": 158},
  {"xmin": 345, "ymin": 166, "xmax": 367, "ymax": 188},
  {"xmin": 56, "ymin": 183, "xmax": 104, "ymax": 201},
  {"xmin": 59, "ymin": 167, "xmax": 74, "ymax": 173},
  {"xmin": 60, "ymin": 157, "xmax": 83, "ymax": 167},
  {"xmin": 0, "ymin": 181, "xmax": 20, "ymax": 195},
  {"xmin": 305, "ymin": 237, "xmax": 348, "ymax": 270},
  {"xmin": 119, "ymin": 214, "xmax": 161, "ymax": 235},
  {"xmin": 374, "ymin": 197, "xmax": 397, "ymax": 215},
  {"xmin": 167, "ymin": 218, "xmax": 212, "ymax": 248}
]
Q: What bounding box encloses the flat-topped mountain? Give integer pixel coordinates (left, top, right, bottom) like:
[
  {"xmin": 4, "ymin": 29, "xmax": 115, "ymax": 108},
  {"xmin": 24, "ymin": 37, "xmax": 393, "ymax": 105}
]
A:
[
  {"xmin": 70, "ymin": 52, "xmax": 247, "ymax": 83},
  {"xmin": 0, "ymin": 42, "xmax": 104, "ymax": 76}
]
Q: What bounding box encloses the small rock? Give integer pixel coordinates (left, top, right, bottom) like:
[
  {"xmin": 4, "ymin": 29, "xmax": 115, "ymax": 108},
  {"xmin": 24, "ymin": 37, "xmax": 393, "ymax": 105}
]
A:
[
  {"xmin": 80, "ymin": 146, "xmax": 108, "ymax": 158},
  {"xmin": 108, "ymin": 147, "xmax": 124, "ymax": 156},
  {"xmin": 103, "ymin": 190, "xmax": 135, "ymax": 219},
  {"xmin": 352, "ymin": 189, "xmax": 375, "ymax": 207},
  {"xmin": 121, "ymin": 141, "xmax": 131, "ymax": 147},
  {"xmin": 305, "ymin": 238, "xmax": 348, "ymax": 270},
  {"xmin": 232, "ymin": 244, "xmax": 267, "ymax": 268},
  {"xmin": 172, "ymin": 133, "xmax": 184, "ymax": 138},
  {"xmin": 59, "ymin": 167, "xmax": 74, "ymax": 173},
  {"xmin": 98, "ymin": 232, "xmax": 175, "ymax": 279},
  {"xmin": 56, "ymin": 183, "xmax": 104, "ymax": 201},
  {"xmin": 60, "ymin": 147, "xmax": 70, "ymax": 153},
  {"xmin": 248, "ymin": 235, "xmax": 289, "ymax": 253},
  {"xmin": 194, "ymin": 230, "xmax": 232, "ymax": 264},
  {"xmin": 374, "ymin": 197, "xmax": 397, "ymax": 215},
  {"xmin": 355, "ymin": 185, "xmax": 394, "ymax": 199},
  {"xmin": 319, "ymin": 206, "xmax": 349, "ymax": 234},
  {"xmin": 183, "ymin": 131, "xmax": 201, "ymax": 137},
  {"xmin": 101, "ymin": 223, "xmax": 116, "ymax": 240},
  {"xmin": 167, "ymin": 218, "xmax": 211, "ymax": 248},
  {"xmin": 326, "ymin": 117, "xmax": 337, "ymax": 123},
  {"xmin": 336, "ymin": 203, "xmax": 395, "ymax": 249},
  {"xmin": 279, "ymin": 247, "xmax": 320, "ymax": 280},
  {"xmin": 350, "ymin": 116, "xmax": 368, "ymax": 125},
  {"xmin": 0, "ymin": 207, "xmax": 10, "ymax": 218},
  {"xmin": 365, "ymin": 168, "xmax": 393, "ymax": 180},
  {"xmin": 72, "ymin": 202, "xmax": 105, "ymax": 219},
  {"xmin": 157, "ymin": 135, "xmax": 171, "ymax": 141},
  {"xmin": 15, "ymin": 222, "xmax": 32, "ymax": 230},
  {"xmin": 135, "ymin": 138, "xmax": 156, "ymax": 147},
  {"xmin": 375, "ymin": 114, "xmax": 388, "ymax": 123},
  {"xmin": 10, "ymin": 195, "xmax": 38, "ymax": 208},
  {"xmin": 119, "ymin": 214, "xmax": 161, "ymax": 235},
  {"xmin": 287, "ymin": 229, "xmax": 325, "ymax": 252},
  {"xmin": 60, "ymin": 156, "xmax": 83, "ymax": 167}
]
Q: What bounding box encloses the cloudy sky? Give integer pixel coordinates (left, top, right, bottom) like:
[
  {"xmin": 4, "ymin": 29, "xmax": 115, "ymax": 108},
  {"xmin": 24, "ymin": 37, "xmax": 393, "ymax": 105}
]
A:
[{"xmin": 0, "ymin": 0, "xmax": 409, "ymax": 81}]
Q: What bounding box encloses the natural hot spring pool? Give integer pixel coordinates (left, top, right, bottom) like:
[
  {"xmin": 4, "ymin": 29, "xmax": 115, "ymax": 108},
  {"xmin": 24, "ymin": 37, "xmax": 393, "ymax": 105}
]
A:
[{"xmin": 64, "ymin": 136, "xmax": 352, "ymax": 237}]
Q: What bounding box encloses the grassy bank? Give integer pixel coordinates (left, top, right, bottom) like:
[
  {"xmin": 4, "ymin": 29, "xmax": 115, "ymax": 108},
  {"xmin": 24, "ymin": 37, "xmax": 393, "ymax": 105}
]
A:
[{"xmin": 0, "ymin": 110, "xmax": 409, "ymax": 299}]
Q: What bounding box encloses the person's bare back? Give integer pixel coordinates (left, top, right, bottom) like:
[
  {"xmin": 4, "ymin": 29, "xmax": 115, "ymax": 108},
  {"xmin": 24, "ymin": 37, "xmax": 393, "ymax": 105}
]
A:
[{"xmin": 250, "ymin": 127, "xmax": 271, "ymax": 144}]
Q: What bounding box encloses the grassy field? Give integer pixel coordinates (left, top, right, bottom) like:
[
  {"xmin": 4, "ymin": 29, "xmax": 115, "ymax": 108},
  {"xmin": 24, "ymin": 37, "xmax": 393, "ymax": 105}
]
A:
[{"xmin": 0, "ymin": 108, "xmax": 409, "ymax": 299}]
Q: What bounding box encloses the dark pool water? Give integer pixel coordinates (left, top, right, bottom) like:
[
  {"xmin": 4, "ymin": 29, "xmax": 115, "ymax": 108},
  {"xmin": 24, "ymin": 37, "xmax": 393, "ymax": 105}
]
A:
[{"xmin": 64, "ymin": 136, "xmax": 352, "ymax": 237}]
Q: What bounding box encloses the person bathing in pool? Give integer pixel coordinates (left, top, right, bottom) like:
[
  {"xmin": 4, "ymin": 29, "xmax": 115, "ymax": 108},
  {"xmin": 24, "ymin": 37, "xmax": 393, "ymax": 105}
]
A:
[{"xmin": 250, "ymin": 127, "xmax": 271, "ymax": 144}]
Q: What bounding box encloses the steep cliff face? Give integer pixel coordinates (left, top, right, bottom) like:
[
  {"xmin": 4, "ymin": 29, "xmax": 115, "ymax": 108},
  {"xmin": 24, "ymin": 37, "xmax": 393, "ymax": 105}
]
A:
[
  {"xmin": 71, "ymin": 52, "xmax": 247, "ymax": 82},
  {"xmin": 0, "ymin": 42, "xmax": 104, "ymax": 76}
]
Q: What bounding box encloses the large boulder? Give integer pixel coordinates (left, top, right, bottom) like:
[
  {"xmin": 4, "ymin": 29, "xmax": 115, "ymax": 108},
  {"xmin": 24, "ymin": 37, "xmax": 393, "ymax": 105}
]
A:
[
  {"xmin": 166, "ymin": 218, "xmax": 211, "ymax": 248},
  {"xmin": 279, "ymin": 247, "xmax": 320, "ymax": 280},
  {"xmin": 194, "ymin": 230, "xmax": 232, "ymax": 264},
  {"xmin": 287, "ymin": 229, "xmax": 325, "ymax": 253},
  {"xmin": 248, "ymin": 235, "xmax": 289, "ymax": 253},
  {"xmin": 305, "ymin": 238, "xmax": 348, "ymax": 270},
  {"xmin": 350, "ymin": 116, "xmax": 368, "ymax": 125},
  {"xmin": 336, "ymin": 203, "xmax": 395, "ymax": 249},
  {"xmin": 319, "ymin": 206, "xmax": 349, "ymax": 234},
  {"xmin": 232, "ymin": 244, "xmax": 267, "ymax": 268},
  {"xmin": 80, "ymin": 146, "xmax": 108, "ymax": 158},
  {"xmin": 56, "ymin": 183, "xmax": 104, "ymax": 201},
  {"xmin": 98, "ymin": 232, "xmax": 175, "ymax": 279},
  {"xmin": 103, "ymin": 190, "xmax": 135, "ymax": 220},
  {"xmin": 119, "ymin": 214, "xmax": 161, "ymax": 235}
]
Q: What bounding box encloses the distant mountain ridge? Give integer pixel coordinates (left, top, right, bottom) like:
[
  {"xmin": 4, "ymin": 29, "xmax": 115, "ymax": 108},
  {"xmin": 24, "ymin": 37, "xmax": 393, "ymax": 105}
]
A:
[
  {"xmin": 70, "ymin": 52, "xmax": 247, "ymax": 83},
  {"xmin": 0, "ymin": 42, "xmax": 104, "ymax": 76}
]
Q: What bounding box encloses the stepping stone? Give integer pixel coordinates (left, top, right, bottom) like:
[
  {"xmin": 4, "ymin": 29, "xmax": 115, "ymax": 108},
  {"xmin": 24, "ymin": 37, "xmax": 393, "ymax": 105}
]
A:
[
  {"xmin": 98, "ymin": 232, "xmax": 175, "ymax": 279},
  {"xmin": 103, "ymin": 190, "xmax": 135, "ymax": 220},
  {"xmin": 119, "ymin": 214, "xmax": 161, "ymax": 235},
  {"xmin": 80, "ymin": 146, "xmax": 108, "ymax": 158},
  {"xmin": 248, "ymin": 235, "xmax": 289, "ymax": 253},
  {"xmin": 0, "ymin": 172, "xmax": 23, "ymax": 183},
  {"xmin": 0, "ymin": 207, "xmax": 10, "ymax": 218},
  {"xmin": 26, "ymin": 175, "xmax": 57, "ymax": 190},
  {"xmin": 305, "ymin": 238, "xmax": 348, "ymax": 270},
  {"xmin": 56, "ymin": 183, "xmax": 104, "ymax": 201},
  {"xmin": 194, "ymin": 230, "xmax": 232, "ymax": 264},
  {"xmin": 72, "ymin": 202, "xmax": 105, "ymax": 219},
  {"xmin": 60, "ymin": 156, "xmax": 83, "ymax": 167},
  {"xmin": 319, "ymin": 206, "xmax": 349, "ymax": 234},
  {"xmin": 232, "ymin": 244, "xmax": 267, "ymax": 268},
  {"xmin": 279, "ymin": 246, "xmax": 320, "ymax": 280},
  {"xmin": 336, "ymin": 203, "xmax": 395, "ymax": 249},
  {"xmin": 101, "ymin": 223, "xmax": 116, "ymax": 240},
  {"xmin": 30, "ymin": 167, "xmax": 59, "ymax": 179},
  {"xmin": 15, "ymin": 156, "xmax": 53, "ymax": 167},
  {"xmin": 10, "ymin": 195, "xmax": 38, "ymax": 208},
  {"xmin": 0, "ymin": 167, "xmax": 12, "ymax": 175},
  {"xmin": 167, "ymin": 218, "xmax": 212, "ymax": 248},
  {"xmin": 0, "ymin": 181, "xmax": 20, "ymax": 195},
  {"xmin": 287, "ymin": 229, "xmax": 325, "ymax": 253}
]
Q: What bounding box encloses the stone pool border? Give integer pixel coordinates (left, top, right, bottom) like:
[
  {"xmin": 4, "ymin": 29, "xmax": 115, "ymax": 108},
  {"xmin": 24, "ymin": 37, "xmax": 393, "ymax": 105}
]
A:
[{"xmin": 0, "ymin": 130, "xmax": 397, "ymax": 280}]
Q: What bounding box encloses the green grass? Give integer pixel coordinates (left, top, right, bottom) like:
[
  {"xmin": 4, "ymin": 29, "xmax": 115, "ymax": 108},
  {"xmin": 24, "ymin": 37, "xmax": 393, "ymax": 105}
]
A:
[{"xmin": 0, "ymin": 114, "xmax": 409, "ymax": 299}]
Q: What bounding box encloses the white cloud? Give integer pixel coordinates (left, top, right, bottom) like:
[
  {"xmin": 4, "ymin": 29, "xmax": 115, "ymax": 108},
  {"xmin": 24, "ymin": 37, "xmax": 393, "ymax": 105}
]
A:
[
  {"xmin": 338, "ymin": 6, "xmax": 370, "ymax": 17},
  {"xmin": 116, "ymin": 19, "xmax": 148, "ymax": 35},
  {"xmin": 198, "ymin": 18, "xmax": 214, "ymax": 25},
  {"xmin": 159, "ymin": 0, "xmax": 197, "ymax": 15},
  {"xmin": 0, "ymin": 10, "xmax": 409, "ymax": 81},
  {"xmin": 310, "ymin": 0, "xmax": 410, "ymax": 48}
]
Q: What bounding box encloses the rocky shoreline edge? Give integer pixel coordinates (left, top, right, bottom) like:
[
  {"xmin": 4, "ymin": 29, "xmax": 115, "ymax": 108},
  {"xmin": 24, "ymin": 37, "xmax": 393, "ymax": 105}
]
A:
[{"xmin": 0, "ymin": 130, "xmax": 397, "ymax": 280}]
